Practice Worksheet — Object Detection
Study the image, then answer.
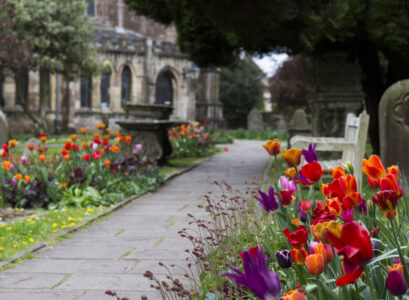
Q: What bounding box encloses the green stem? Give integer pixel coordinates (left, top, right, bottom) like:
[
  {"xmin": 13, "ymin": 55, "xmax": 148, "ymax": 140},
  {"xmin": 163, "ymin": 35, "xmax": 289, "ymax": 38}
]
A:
[
  {"xmin": 294, "ymin": 166, "xmax": 305, "ymax": 203},
  {"xmin": 364, "ymin": 266, "xmax": 377, "ymax": 300},
  {"xmin": 274, "ymin": 155, "xmax": 279, "ymax": 169}
]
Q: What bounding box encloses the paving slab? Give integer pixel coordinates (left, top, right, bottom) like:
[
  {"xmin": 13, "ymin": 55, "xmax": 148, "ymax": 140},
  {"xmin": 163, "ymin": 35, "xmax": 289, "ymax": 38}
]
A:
[{"xmin": 0, "ymin": 140, "xmax": 268, "ymax": 299}]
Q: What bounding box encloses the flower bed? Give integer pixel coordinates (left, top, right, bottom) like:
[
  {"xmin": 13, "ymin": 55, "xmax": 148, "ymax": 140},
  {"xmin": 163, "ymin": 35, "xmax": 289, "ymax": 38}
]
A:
[
  {"xmin": 0, "ymin": 124, "xmax": 162, "ymax": 210},
  {"xmin": 138, "ymin": 138, "xmax": 409, "ymax": 300}
]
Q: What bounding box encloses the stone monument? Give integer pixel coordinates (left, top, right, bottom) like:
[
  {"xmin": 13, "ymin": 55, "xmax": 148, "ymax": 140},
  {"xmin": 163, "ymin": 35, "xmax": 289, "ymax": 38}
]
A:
[
  {"xmin": 379, "ymin": 80, "xmax": 409, "ymax": 176},
  {"xmin": 288, "ymin": 109, "xmax": 311, "ymax": 148},
  {"xmin": 247, "ymin": 108, "xmax": 263, "ymax": 131},
  {"xmin": 0, "ymin": 110, "xmax": 9, "ymax": 146}
]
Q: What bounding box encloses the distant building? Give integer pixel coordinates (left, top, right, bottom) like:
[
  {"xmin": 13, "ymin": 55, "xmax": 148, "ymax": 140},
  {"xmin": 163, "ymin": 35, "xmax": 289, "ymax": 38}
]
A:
[{"xmin": 2, "ymin": 0, "xmax": 223, "ymax": 133}]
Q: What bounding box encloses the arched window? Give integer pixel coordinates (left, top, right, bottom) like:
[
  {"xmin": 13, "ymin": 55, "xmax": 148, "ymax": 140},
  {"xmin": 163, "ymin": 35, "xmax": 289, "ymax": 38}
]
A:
[
  {"xmin": 100, "ymin": 70, "xmax": 111, "ymax": 108},
  {"xmin": 87, "ymin": 0, "xmax": 95, "ymax": 17},
  {"xmin": 80, "ymin": 76, "xmax": 92, "ymax": 108},
  {"xmin": 15, "ymin": 72, "xmax": 28, "ymax": 106},
  {"xmin": 121, "ymin": 66, "xmax": 131, "ymax": 108},
  {"xmin": 155, "ymin": 71, "xmax": 174, "ymax": 105}
]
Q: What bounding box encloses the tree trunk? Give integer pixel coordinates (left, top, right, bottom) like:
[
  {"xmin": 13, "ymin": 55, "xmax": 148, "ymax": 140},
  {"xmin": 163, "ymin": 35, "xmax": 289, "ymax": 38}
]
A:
[
  {"xmin": 356, "ymin": 42, "xmax": 385, "ymax": 155},
  {"xmin": 15, "ymin": 73, "xmax": 43, "ymax": 135},
  {"xmin": 39, "ymin": 68, "xmax": 49, "ymax": 132},
  {"xmin": 61, "ymin": 75, "xmax": 71, "ymax": 132}
]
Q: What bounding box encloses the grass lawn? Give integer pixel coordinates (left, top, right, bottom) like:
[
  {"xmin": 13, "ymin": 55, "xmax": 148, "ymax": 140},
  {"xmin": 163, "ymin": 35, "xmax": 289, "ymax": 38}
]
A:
[{"xmin": 0, "ymin": 206, "xmax": 105, "ymax": 261}]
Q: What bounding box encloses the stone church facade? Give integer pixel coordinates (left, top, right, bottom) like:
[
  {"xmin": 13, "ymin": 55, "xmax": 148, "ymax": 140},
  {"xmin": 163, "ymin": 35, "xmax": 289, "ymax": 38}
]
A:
[{"xmin": 2, "ymin": 0, "xmax": 223, "ymax": 133}]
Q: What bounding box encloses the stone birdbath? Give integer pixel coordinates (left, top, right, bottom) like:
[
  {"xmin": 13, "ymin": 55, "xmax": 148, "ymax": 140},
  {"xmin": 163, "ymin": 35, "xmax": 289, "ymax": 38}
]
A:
[{"xmin": 117, "ymin": 104, "xmax": 186, "ymax": 164}]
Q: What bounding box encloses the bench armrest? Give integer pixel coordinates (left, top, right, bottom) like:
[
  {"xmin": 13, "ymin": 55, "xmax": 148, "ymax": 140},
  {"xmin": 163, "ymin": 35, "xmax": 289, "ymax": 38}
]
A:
[{"xmin": 290, "ymin": 135, "xmax": 355, "ymax": 152}]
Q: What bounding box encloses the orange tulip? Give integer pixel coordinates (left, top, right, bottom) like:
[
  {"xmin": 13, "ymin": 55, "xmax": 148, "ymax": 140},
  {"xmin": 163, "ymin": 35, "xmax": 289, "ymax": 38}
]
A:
[
  {"xmin": 282, "ymin": 148, "xmax": 302, "ymax": 167},
  {"xmin": 82, "ymin": 142, "xmax": 89, "ymax": 149},
  {"xmin": 94, "ymin": 133, "xmax": 100, "ymax": 138},
  {"xmin": 70, "ymin": 134, "xmax": 78, "ymax": 141},
  {"xmin": 39, "ymin": 134, "xmax": 47, "ymax": 142},
  {"xmin": 27, "ymin": 143, "xmax": 35, "ymax": 151},
  {"xmin": 104, "ymin": 160, "xmax": 111, "ymax": 168},
  {"xmin": 290, "ymin": 247, "xmax": 308, "ymax": 265},
  {"xmin": 24, "ymin": 175, "xmax": 31, "ymax": 183},
  {"xmin": 111, "ymin": 145, "xmax": 119, "ymax": 153},
  {"xmin": 282, "ymin": 289, "xmax": 306, "ymax": 300},
  {"xmin": 313, "ymin": 243, "xmax": 334, "ymax": 264},
  {"xmin": 387, "ymin": 165, "xmax": 399, "ymax": 179},
  {"xmin": 325, "ymin": 197, "xmax": 343, "ymax": 215},
  {"xmin": 103, "ymin": 134, "xmax": 111, "ymax": 141},
  {"xmin": 39, "ymin": 154, "xmax": 46, "ymax": 162},
  {"xmin": 2, "ymin": 161, "xmax": 10, "ymax": 170},
  {"xmin": 330, "ymin": 166, "xmax": 345, "ymax": 179},
  {"xmin": 64, "ymin": 154, "xmax": 71, "ymax": 161},
  {"xmin": 80, "ymin": 128, "xmax": 87, "ymax": 134},
  {"xmin": 305, "ymin": 253, "xmax": 324, "ymax": 275},
  {"xmin": 362, "ymin": 155, "xmax": 386, "ymax": 180},
  {"xmin": 8, "ymin": 139, "xmax": 17, "ymax": 148},
  {"xmin": 96, "ymin": 123, "xmax": 105, "ymax": 130},
  {"xmin": 321, "ymin": 183, "xmax": 330, "ymax": 197},
  {"xmin": 16, "ymin": 173, "xmax": 23, "ymax": 181},
  {"xmin": 285, "ymin": 168, "xmax": 297, "ymax": 179},
  {"xmin": 263, "ymin": 139, "xmax": 281, "ymax": 156},
  {"xmin": 125, "ymin": 135, "xmax": 132, "ymax": 143},
  {"xmin": 61, "ymin": 182, "xmax": 68, "ymax": 189},
  {"xmin": 37, "ymin": 146, "xmax": 44, "ymax": 153},
  {"xmin": 388, "ymin": 263, "xmax": 404, "ymax": 275},
  {"xmin": 291, "ymin": 218, "xmax": 300, "ymax": 226}
]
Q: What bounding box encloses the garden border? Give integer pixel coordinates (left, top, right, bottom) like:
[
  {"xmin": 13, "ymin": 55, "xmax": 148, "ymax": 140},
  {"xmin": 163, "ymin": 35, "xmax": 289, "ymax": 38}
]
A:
[{"xmin": 0, "ymin": 155, "xmax": 214, "ymax": 269}]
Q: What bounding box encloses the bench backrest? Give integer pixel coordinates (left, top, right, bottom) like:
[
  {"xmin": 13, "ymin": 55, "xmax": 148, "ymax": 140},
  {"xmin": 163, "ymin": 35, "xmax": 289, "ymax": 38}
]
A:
[{"xmin": 342, "ymin": 111, "xmax": 370, "ymax": 187}]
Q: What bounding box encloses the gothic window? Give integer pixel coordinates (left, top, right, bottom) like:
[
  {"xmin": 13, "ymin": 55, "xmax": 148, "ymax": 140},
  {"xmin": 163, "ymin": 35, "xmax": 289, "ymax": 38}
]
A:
[
  {"xmin": 87, "ymin": 0, "xmax": 95, "ymax": 17},
  {"xmin": 80, "ymin": 76, "xmax": 92, "ymax": 108},
  {"xmin": 121, "ymin": 66, "xmax": 131, "ymax": 108},
  {"xmin": 15, "ymin": 72, "xmax": 28, "ymax": 106},
  {"xmin": 100, "ymin": 70, "xmax": 111, "ymax": 108},
  {"xmin": 155, "ymin": 71, "xmax": 173, "ymax": 105}
]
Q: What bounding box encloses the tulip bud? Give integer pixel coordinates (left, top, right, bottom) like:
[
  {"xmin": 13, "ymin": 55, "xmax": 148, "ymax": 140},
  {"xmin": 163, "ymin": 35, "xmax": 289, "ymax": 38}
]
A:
[
  {"xmin": 386, "ymin": 270, "xmax": 407, "ymax": 296},
  {"xmin": 305, "ymin": 253, "xmax": 324, "ymax": 276},
  {"xmin": 276, "ymin": 250, "xmax": 292, "ymax": 269}
]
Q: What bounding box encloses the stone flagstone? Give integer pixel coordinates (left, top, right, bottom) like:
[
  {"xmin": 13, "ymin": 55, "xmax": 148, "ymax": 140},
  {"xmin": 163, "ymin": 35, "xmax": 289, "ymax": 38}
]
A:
[{"xmin": 0, "ymin": 140, "xmax": 268, "ymax": 299}]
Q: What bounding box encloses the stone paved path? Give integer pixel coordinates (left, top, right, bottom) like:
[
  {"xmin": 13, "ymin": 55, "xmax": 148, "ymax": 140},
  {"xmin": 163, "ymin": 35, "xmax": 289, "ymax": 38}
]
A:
[{"xmin": 0, "ymin": 140, "xmax": 268, "ymax": 300}]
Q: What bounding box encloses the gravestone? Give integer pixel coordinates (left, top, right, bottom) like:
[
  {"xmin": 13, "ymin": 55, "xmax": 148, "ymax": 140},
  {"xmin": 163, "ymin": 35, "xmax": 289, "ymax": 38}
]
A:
[
  {"xmin": 288, "ymin": 109, "xmax": 311, "ymax": 148},
  {"xmin": 379, "ymin": 80, "xmax": 409, "ymax": 176},
  {"xmin": 247, "ymin": 108, "xmax": 263, "ymax": 131},
  {"xmin": 0, "ymin": 110, "xmax": 9, "ymax": 146}
]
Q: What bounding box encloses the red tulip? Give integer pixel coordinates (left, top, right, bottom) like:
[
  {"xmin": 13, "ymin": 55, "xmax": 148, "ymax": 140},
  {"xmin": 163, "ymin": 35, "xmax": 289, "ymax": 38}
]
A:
[
  {"xmin": 362, "ymin": 155, "xmax": 386, "ymax": 180},
  {"xmin": 330, "ymin": 166, "xmax": 345, "ymax": 179},
  {"xmin": 61, "ymin": 149, "xmax": 68, "ymax": 156},
  {"xmin": 283, "ymin": 225, "xmax": 309, "ymax": 248},
  {"xmin": 64, "ymin": 142, "xmax": 72, "ymax": 150},
  {"xmin": 300, "ymin": 200, "xmax": 312, "ymax": 213},
  {"xmin": 327, "ymin": 221, "xmax": 379, "ymax": 286},
  {"xmin": 379, "ymin": 174, "xmax": 403, "ymax": 198},
  {"xmin": 301, "ymin": 161, "xmax": 325, "ymax": 183},
  {"xmin": 83, "ymin": 154, "xmax": 90, "ymax": 161}
]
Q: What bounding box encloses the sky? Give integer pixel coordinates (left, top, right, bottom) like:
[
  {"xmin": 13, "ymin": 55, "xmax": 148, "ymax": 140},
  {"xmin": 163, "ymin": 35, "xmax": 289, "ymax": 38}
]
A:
[{"xmin": 253, "ymin": 53, "xmax": 289, "ymax": 78}]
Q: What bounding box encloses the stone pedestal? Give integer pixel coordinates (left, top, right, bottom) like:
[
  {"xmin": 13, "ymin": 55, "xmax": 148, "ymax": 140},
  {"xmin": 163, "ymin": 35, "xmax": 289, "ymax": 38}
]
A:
[{"xmin": 308, "ymin": 52, "xmax": 364, "ymax": 137}]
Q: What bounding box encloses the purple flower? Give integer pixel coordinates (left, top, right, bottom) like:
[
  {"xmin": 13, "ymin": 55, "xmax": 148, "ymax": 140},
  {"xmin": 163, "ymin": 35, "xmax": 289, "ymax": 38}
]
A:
[
  {"xmin": 11, "ymin": 178, "xmax": 17, "ymax": 186},
  {"xmin": 355, "ymin": 198, "xmax": 367, "ymax": 215},
  {"xmin": 254, "ymin": 186, "xmax": 278, "ymax": 212},
  {"xmin": 278, "ymin": 176, "xmax": 296, "ymax": 192},
  {"xmin": 223, "ymin": 247, "xmax": 280, "ymax": 300},
  {"xmin": 135, "ymin": 144, "xmax": 142, "ymax": 151},
  {"xmin": 9, "ymin": 164, "xmax": 14, "ymax": 171},
  {"xmin": 276, "ymin": 250, "xmax": 292, "ymax": 269},
  {"xmin": 21, "ymin": 156, "xmax": 27, "ymax": 164},
  {"xmin": 309, "ymin": 241, "xmax": 319, "ymax": 254},
  {"xmin": 297, "ymin": 203, "xmax": 308, "ymax": 222},
  {"xmin": 295, "ymin": 170, "xmax": 312, "ymax": 185},
  {"xmin": 386, "ymin": 270, "xmax": 407, "ymax": 296},
  {"xmin": 302, "ymin": 143, "xmax": 318, "ymax": 163}
]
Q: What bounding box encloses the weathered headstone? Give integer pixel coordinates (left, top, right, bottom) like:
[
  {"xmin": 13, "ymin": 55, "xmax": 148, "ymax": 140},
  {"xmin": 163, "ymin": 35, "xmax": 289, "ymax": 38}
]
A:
[
  {"xmin": 0, "ymin": 110, "xmax": 10, "ymax": 146},
  {"xmin": 379, "ymin": 80, "xmax": 409, "ymax": 176},
  {"xmin": 247, "ymin": 108, "xmax": 263, "ymax": 131},
  {"xmin": 288, "ymin": 109, "xmax": 311, "ymax": 148}
]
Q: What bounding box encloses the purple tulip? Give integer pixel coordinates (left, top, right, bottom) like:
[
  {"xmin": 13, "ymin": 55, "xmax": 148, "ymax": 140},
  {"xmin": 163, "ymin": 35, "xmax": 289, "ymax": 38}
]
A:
[
  {"xmin": 276, "ymin": 250, "xmax": 292, "ymax": 269},
  {"xmin": 254, "ymin": 186, "xmax": 278, "ymax": 212},
  {"xmin": 297, "ymin": 203, "xmax": 308, "ymax": 222},
  {"xmin": 386, "ymin": 270, "xmax": 407, "ymax": 296},
  {"xmin": 296, "ymin": 170, "xmax": 312, "ymax": 185},
  {"xmin": 11, "ymin": 178, "xmax": 17, "ymax": 186},
  {"xmin": 302, "ymin": 143, "xmax": 318, "ymax": 163},
  {"xmin": 341, "ymin": 208, "xmax": 354, "ymax": 223},
  {"xmin": 356, "ymin": 197, "xmax": 367, "ymax": 215},
  {"xmin": 278, "ymin": 176, "xmax": 296, "ymax": 192},
  {"xmin": 135, "ymin": 144, "xmax": 142, "ymax": 151},
  {"xmin": 223, "ymin": 247, "xmax": 280, "ymax": 300},
  {"xmin": 9, "ymin": 164, "xmax": 14, "ymax": 171},
  {"xmin": 21, "ymin": 156, "xmax": 27, "ymax": 164},
  {"xmin": 309, "ymin": 241, "xmax": 319, "ymax": 254}
]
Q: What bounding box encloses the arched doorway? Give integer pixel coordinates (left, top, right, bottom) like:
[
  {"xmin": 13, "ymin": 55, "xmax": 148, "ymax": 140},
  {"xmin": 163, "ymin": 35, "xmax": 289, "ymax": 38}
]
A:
[
  {"xmin": 155, "ymin": 71, "xmax": 174, "ymax": 106},
  {"xmin": 121, "ymin": 66, "xmax": 131, "ymax": 108}
]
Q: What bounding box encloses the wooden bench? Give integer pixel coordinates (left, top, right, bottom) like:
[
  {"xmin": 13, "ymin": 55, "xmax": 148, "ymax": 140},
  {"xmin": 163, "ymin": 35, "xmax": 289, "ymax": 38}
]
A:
[{"xmin": 290, "ymin": 112, "xmax": 369, "ymax": 188}]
